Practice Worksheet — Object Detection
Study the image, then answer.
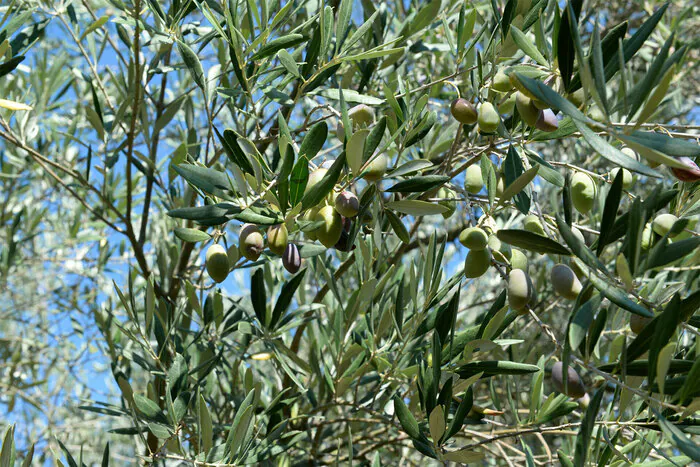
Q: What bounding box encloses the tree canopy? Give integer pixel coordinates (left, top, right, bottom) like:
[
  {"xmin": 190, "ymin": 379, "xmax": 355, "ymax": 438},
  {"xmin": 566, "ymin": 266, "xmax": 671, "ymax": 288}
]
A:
[{"xmin": 1, "ymin": 0, "xmax": 699, "ymax": 465}]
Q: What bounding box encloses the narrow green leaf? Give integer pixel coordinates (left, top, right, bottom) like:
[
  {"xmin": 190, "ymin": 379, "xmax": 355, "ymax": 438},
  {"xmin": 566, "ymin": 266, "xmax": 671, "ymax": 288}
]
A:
[
  {"xmin": 385, "ymin": 175, "xmax": 450, "ymax": 193},
  {"xmin": 496, "ymin": 229, "xmax": 571, "ymax": 255},
  {"xmin": 573, "ymin": 387, "xmax": 604, "ymax": 467}
]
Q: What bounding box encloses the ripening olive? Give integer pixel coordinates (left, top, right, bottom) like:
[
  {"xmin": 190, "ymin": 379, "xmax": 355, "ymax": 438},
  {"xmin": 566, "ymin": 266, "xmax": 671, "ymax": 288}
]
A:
[
  {"xmin": 510, "ymin": 249, "xmax": 528, "ymax": 271},
  {"xmin": 464, "ymin": 249, "xmax": 491, "ymax": 278},
  {"xmin": 567, "ymin": 89, "xmax": 585, "ymax": 108},
  {"xmin": 571, "ymin": 172, "xmax": 597, "ymax": 214},
  {"xmin": 465, "ymin": 164, "xmax": 484, "ymax": 194},
  {"xmin": 362, "ymin": 154, "xmax": 388, "ymax": 183},
  {"xmin": 610, "ymin": 168, "xmax": 634, "ymax": 189},
  {"xmin": 450, "ymin": 98, "xmax": 478, "ymax": 125},
  {"xmin": 335, "ymin": 191, "xmax": 360, "ymax": 218},
  {"xmin": 550, "ymin": 264, "xmax": 582, "ymax": 300},
  {"xmin": 551, "ymin": 361, "xmax": 586, "ymax": 398},
  {"xmin": 630, "ymin": 313, "xmax": 651, "ymax": 335},
  {"xmin": 670, "ymin": 157, "xmax": 700, "ymax": 182},
  {"xmin": 507, "ymin": 269, "xmax": 534, "ymax": 311},
  {"xmin": 459, "ymin": 227, "xmax": 489, "ymax": 251},
  {"xmin": 515, "ymin": 92, "xmax": 541, "ymax": 127},
  {"xmin": 239, "ymin": 223, "xmax": 264, "ymax": 261},
  {"xmin": 477, "ymin": 102, "xmax": 500, "ymax": 134},
  {"xmin": 652, "ymin": 213, "xmax": 679, "ymax": 238},
  {"xmin": 267, "ymin": 224, "xmax": 288, "ymax": 256},
  {"xmin": 523, "ymin": 214, "xmax": 546, "ymax": 236},
  {"xmin": 437, "ymin": 187, "xmax": 457, "ymax": 219},
  {"xmin": 282, "ymin": 243, "xmax": 302, "ymax": 274},
  {"xmin": 205, "ymin": 244, "xmax": 230, "ymax": 283},
  {"xmin": 315, "ymin": 205, "xmax": 343, "ymax": 248},
  {"xmin": 305, "ymin": 167, "xmax": 328, "ymax": 194},
  {"xmin": 571, "ymin": 226, "xmax": 586, "ymax": 245},
  {"xmin": 535, "ymin": 109, "xmax": 558, "ymax": 132},
  {"xmin": 492, "ymin": 69, "xmax": 513, "ymax": 92}
]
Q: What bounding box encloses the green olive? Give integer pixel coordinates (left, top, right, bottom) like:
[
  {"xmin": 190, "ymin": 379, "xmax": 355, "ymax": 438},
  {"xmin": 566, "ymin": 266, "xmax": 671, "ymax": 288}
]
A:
[
  {"xmin": 348, "ymin": 104, "xmax": 375, "ymax": 128},
  {"xmin": 465, "ymin": 164, "xmax": 484, "ymax": 194},
  {"xmin": 437, "ymin": 187, "xmax": 457, "ymax": 219},
  {"xmin": 652, "ymin": 213, "xmax": 679, "ymax": 238},
  {"xmin": 362, "ymin": 154, "xmax": 388, "ymax": 183},
  {"xmin": 550, "ymin": 264, "xmax": 582, "ymax": 300},
  {"xmin": 477, "ymin": 102, "xmax": 500, "ymax": 133},
  {"xmin": 641, "ymin": 223, "xmax": 654, "ymax": 250},
  {"xmin": 464, "ymin": 249, "xmax": 491, "ymax": 278},
  {"xmin": 459, "ymin": 227, "xmax": 489, "ymax": 251},
  {"xmin": 492, "ymin": 69, "xmax": 513, "ymax": 92},
  {"xmin": 267, "ymin": 224, "xmax": 288, "ymax": 256},
  {"xmin": 315, "ymin": 205, "xmax": 343, "ymax": 248},
  {"xmin": 515, "ymin": 92, "xmax": 540, "ymax": 127},
  {"xmin": 571, "ymin": 172, "xmax": 597, "ymax": 214},
  {"xmin": 523, "ymin": 214, "xmax": 546, "ymax": 236},
  {"xmin": 610, "ymin": 168, "xmax": 634, "ymax": 189},
  {"xmin": 510, "ymin": 249, "xmax": 528, "ymax": 271},
  {"xmin": 305, "ymin": 167, "xmax": 328, "ymax": 195},
  {"xmin": 508, "ymin": 269, "xmax": 533, "ymax": 311},
  {"xmin": 205, "ymin": 244, "xmax": 230, "ymax": 283}
]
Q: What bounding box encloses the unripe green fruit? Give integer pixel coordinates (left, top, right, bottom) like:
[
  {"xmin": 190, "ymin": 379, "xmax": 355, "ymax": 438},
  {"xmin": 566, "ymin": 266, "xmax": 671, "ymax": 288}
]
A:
[
  {"xmin": 551, "ymin": 362, "xmax": 586, "ymax": 398},
  {"xmin": 305, "ymin": 168, "xmax": 328, "ymax": 194},
  {"xmin": 550, "ymin": 264, "xmax": 582, "ymax": 300},
  {"xmin": 523, "ymin": 214, "xmax": 546, "ymax": 236},
  {"xmin": 335, "ymin": 191, "xmax": 360, "ymax": 218},
  {"xmin": 477, "ymin": 102, "xmax": 500, "ymax": 133},
  {"xmin": 508, "ymin": 269, "xmax": 534, "ymax": 311},
  {"xmin": 630, "ymin": 314, "xmax": 651, "ymax": 335},
  {"xmin": 535, "ymin": 109, "xmax": 558, "ymax": 132},
  {"xmin": 459, "ymin": 227, "xmax": 489, "ymax": 251},
  {"xmin": 492, "ymin": 69, "xmax": 513, "ymax": 92},
  {"xmin": 571, "ymin": 172, "xmax": 597, "ymax": 214},
  {"xmin": 302, "ymin": 207, "xmax": 320, "ymax": 241},
  {"xmin": 464, "ymin": 249, "xmax": 491, "ymax": 278},
  {"xmin": 496, "ymin": 173, "xmax": 505, "ymax": 197},
  {"xmin": 437, "ymin": 187, "xmax": 457, "ymax": 219},
  {"xmin": 532, "ymin": 98, "xmax": 549, "ymax": 110},
  {"xmin": 510, "ymin": 249, "xmax": 528, "ymax": 271},
  {"xmin": 205, "ymin": 244, "xmax": 230, "ymax": 283},
  {"xmin": 488, "ymin": 234, "xmax": 512, "ymax": 261},
  {"xmin": 498, "ymin": 93, "xmax": 517, "ymax": 115},
  {"xmin": 362, "ymin": 154, "xmax": 388, "ymax": 183},
  {"xmin": 450, "ymin": 98, "xmax": 478, "ymax": 125},
  {"xmin": 589, "ymin": 107, "xmax": 605, "ymax": 122},
  {"xmin": 348, "ymin": 104, "xmax": 375, "ymax": 128},
  {"xmin": 315, "ymin": 205, "xmax": 343, "ymax": 248},
  {"xmin": 465, "ymin": 164, "xmax": 484, "ymax": 194},
  {"xmin": 267, "ymin": 224, "xmax": 288, "ymax": 256},
  {"xmin": 572, "ymin": 226, "xmax": 586, "ymax": 245},
  {"xmin": 567, "ymin": 89, "xmax": 585, "ymax": 108},
  {"xmin": 508, "ymin": 74, "xmax": 538, "ymax": 100},
  {"xmin": 239, "ymin": 223, "xmax": 264, "ymax": 261},
  {"xmin": 652, "ymin": 213, "xmax": 679, "ymax": 238},
  {"xmin": 641, "ymin": 224, "xmax": 654, "ymax": 250},
  {"xmin": 282, "ymin": 243, "xmax": 302, "ymax": 274},
  {"xmin": 610, "ymin": 168, "xmax": 634, "ymax": 189},
  {"xmin": 515, "ymin": 92, "xmax": 541, "ymax": 127}
]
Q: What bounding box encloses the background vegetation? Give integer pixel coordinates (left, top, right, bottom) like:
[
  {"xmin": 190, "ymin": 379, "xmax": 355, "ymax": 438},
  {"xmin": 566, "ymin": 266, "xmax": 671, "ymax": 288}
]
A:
[{"xmin": 0, "ymin": 0, "xmax": 699, "ymax": 465}]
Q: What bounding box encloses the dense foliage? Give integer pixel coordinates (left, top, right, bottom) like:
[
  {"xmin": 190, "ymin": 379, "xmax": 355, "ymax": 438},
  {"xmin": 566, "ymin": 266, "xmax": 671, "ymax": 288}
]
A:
[{"xmin": 1, "ymin": 0, "xmax": 699, "ymax": 465}]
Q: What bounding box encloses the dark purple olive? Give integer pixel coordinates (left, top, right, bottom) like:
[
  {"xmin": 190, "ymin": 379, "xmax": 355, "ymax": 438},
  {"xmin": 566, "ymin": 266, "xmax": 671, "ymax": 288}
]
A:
[
  {"xmin": 282, "ymin": 243, "xmax": 302, "ymax": 274},
  {"xmin": 535, "ymin": 109, "xmax": 558, "ymax": 132},
  {"xmin": 670, "ymin": 157, "xmax": 700, "ymax": 182},
  {"xmin": 335, "ymin": 191, "xmax": 360, "ymax": 218},
  {"xmin": 334, "ymin": 228, "xmax": 356, "ymax": 252},
  {"xmin": 551, "ymin": 361, "xmax": 586, "ymax": 398}
]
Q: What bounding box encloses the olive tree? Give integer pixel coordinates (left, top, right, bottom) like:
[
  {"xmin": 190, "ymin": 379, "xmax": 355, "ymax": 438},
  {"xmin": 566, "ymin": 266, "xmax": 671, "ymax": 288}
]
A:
[{"xmin": 1, "ymin": 0, "xmax": 699, "ymax": 465}]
